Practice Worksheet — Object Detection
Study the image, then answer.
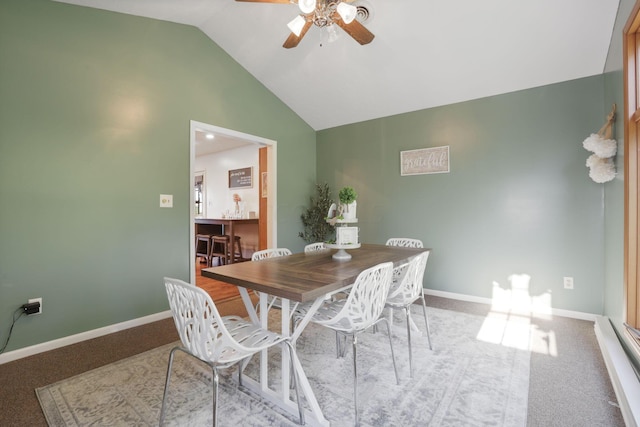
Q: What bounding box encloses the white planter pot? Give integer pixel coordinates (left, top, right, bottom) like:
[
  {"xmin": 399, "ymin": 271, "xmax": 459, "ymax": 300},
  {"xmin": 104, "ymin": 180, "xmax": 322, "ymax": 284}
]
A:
[{"xmin": 341, "ymin": 201, "xmax": 357, "ymax": 220}]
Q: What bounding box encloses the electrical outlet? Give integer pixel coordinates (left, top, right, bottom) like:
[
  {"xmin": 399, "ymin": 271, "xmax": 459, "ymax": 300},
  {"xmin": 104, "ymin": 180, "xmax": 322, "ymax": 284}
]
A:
[
  {"xmin": 160, "ymin": 194, "xmax": 173, "ymax": 208},
  {"xmin": 563, "ymin": 277, "xmax": 574, "ymax": 290},
  {"xmin": 28, "ymin": 297, "xmax": 42, "ymax": 315}
]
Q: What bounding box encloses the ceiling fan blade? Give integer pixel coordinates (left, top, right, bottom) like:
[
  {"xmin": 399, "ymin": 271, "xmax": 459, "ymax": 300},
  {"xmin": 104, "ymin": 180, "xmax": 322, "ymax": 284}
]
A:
[
  {"xmin": 235, "ymin": 0, "xmax": 292, "ymax": 3},
  {"xmin": 283, "ymin": 20, "xmax": 313, "ymax": 49},
  {"xmin": 332, "ymin": 12, "xmax": 375, "ymax": 45}
]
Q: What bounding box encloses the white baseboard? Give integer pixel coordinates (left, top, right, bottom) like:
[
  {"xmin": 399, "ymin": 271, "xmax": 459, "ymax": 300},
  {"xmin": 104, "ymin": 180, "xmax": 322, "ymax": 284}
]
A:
[
  {"xmin": 424, "ymin": 289, "xmax": 600, "ymax": 321},
  {"xmin": 0, "ymin": 310, "xmax": 173, "ymax": 365},
  {"xmin": 0, "ymin": 289, "xmax": 601, "ymax": 365},
  {"xmin": 594, "ymin": 317, "xmax": 640, "ymax": 427}
]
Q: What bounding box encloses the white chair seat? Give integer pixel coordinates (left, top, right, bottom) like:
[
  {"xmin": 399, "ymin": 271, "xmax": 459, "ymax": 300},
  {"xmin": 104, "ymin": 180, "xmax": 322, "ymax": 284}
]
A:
[
  {"xmin": 308, "ymin": 300, "xmax": 353, "ymax": 330},
  {"xmin": 385, "ymin": 294, "xmax": 411, "ymax": 307},
  {"xmin": 216, "ymin": 316, "xmax": 286, "ymax": 366}
]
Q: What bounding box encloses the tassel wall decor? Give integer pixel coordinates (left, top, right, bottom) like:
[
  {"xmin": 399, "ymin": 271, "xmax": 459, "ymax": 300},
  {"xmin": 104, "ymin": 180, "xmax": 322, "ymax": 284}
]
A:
[{"xmin": 583, "ymin": 104, "xmax": 617, "ymax": 183}]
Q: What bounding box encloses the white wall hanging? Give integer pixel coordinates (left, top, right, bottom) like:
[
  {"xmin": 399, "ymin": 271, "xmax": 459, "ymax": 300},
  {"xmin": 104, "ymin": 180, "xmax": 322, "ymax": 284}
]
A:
[
  {"xmin": 583, "ymin": 104, "xmax": 617, "ymax": 183},
  {"xmin": 401, "ymin": 146, "xmax": 450, "ymax": 176}
]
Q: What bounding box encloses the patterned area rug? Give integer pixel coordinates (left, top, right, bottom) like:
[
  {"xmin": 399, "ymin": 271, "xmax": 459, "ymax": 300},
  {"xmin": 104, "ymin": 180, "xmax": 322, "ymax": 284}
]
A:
[{"xmin": 37, "ymin": 306, "xmax": 530, "ymax": 426}]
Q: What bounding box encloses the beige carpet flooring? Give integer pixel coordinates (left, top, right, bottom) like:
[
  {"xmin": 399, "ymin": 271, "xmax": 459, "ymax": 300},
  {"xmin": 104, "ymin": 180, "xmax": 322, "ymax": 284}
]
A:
[{"xmin": 0, "ymin": 296, "xmax": 625, "ymax": 426}]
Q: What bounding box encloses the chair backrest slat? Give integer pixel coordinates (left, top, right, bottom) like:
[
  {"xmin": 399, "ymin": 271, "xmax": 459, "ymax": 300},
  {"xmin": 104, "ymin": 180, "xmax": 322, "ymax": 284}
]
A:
[
  {"xmin": 251, "ymin": 248, "xmax": 292, "ymax": 261},
  {"xmin": 385, "ymin": 237, "xmax": 424, "ymax": 248},
  {"xmin": 387, "ymin": 251, "xmax": 429, "ymax": 303},
  {"xmin": 304, "ymin": 242, "xmax": 327, "ymax": 253},
  {"xmin": 324, "ymin": 262, "xmax": 393, "ymax": 332},
  {"xmin": 164, "ymin": 277, "xmax": 250, "ymax": 363}
]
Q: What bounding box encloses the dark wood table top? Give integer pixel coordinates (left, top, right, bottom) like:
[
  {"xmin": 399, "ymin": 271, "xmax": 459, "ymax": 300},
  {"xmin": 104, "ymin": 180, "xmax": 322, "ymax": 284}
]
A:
[{"xmin": 201, "ymin": 243, "xmax": 429, "ymax": 303}]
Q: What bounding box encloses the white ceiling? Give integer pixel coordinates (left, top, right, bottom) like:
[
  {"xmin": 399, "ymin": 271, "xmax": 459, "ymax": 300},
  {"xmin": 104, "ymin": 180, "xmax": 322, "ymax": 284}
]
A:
[
  {"xmin": 54, "ymin": 0, "xmax": 620, "ymax": 131},
  {"xmin": 194, "ymin": 129, "xmax": 254, "ymax": 156}
]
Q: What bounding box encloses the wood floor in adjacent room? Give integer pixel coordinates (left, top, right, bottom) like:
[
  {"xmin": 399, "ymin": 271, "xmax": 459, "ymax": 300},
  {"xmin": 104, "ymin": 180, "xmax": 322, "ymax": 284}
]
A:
[
  {"xmin": 0, "ymin": 285, "xmax": 625, "ymax": 426},
  {"xmin": 195, "ymin": 258, "xmax": 241, "ymax": 303}
]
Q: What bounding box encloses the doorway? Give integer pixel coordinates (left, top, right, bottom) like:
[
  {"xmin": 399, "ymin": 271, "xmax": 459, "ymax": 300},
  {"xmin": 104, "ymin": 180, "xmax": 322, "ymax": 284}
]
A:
[{"xmin": 189, "ymin": 120, "xmax": 277, "ymax": 284}]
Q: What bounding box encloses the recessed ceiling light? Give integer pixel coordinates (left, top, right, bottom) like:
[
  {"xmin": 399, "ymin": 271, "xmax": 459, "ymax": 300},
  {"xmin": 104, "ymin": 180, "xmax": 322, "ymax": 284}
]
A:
[{"xmin": 205, "ymin": 133, "xmax": 214, "ymax": 140}]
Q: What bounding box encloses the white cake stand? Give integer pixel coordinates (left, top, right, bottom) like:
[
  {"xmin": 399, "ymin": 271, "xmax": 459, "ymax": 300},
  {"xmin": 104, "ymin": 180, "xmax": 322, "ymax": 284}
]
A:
[{"xmin": 325, "ymin": 243, "xmax": 361, "ymax": 260}]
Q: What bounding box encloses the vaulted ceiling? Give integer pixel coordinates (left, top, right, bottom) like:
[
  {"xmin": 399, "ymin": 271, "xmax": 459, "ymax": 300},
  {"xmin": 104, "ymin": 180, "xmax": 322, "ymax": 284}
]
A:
[{"xmin": 54, "ymin": 0, "xmax": 620, "ymax": 130}]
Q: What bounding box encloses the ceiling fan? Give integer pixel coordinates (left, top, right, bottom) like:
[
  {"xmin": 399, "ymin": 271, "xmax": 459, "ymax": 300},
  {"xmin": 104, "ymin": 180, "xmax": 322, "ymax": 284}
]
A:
[{"xmin": 236, "ymin": 0, "xmax": 374, "ymax": 49}]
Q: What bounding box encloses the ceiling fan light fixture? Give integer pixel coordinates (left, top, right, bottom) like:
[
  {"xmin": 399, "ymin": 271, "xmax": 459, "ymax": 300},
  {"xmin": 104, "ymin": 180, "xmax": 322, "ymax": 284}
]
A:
[
  {"xmin": 287, "ymin": 15, "xmax": 307, "ymax": 36},
  {"xmin": 326, "ymin": 25, "xmax": 339, "ymax": 43},
  {"xmin": 298, "ymin": 0, "xmax": 316, "ymax": 14},
  {"xmin": 336, "ymin": 2, "xmax": 357, "ymax": 24}
]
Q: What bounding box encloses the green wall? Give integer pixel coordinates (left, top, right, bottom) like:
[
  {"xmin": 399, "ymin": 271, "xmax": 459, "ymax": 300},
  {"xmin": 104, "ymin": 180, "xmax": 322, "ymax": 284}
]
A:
[
  {"xmin": 1, "ymin": 0, "xmax": 630, "ymax": 354},
  {"xmin": 0, "ymin": 0, "xmax": 315, "ymax": 351},
  {"xmin": 317, "ymin": 76, "xmax": 607, "ymax": 314}
]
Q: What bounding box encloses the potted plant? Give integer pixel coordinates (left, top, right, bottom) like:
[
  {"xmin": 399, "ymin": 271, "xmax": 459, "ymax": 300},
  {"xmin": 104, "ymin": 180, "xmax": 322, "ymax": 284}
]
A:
[
  {"xmin": 299, "ymin": 183, "xmax": 335, "ymax": 243},
  {"xmin": 338, "ymin": 186, "xmax": 357, "ymax": 220}
]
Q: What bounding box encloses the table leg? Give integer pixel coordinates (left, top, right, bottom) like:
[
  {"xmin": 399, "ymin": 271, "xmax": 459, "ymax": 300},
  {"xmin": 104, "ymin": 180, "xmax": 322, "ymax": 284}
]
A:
[
  {"xmin": 259, "ymin": 292, "xmax": 269, "ymax": 390},
  {"xmin": 280, "ymin": 299, "xmax": 291, "ymax": 403},
  {"xmin": 235, "ymin": 288, "xmax": 329, "ymax": 426},
  {"xmin": 238, "ymin": 287, "xmax": 259, "ymax": 325}
]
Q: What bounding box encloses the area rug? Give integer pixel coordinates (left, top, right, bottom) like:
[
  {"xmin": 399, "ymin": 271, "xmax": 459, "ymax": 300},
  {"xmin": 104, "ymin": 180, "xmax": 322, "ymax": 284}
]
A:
[{"xmin": 37, "ymin": 306, "xmax": 530, "ymax": 426}]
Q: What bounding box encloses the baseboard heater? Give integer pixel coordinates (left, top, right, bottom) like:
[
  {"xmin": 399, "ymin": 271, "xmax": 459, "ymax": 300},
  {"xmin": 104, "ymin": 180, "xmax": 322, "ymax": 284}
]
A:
[{"xmin": 594, "ymin": 316, "xmax": 640, "ymax": 427}]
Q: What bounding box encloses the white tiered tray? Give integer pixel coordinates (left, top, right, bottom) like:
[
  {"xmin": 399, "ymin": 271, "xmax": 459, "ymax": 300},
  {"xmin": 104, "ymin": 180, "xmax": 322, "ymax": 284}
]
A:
[{"xmin": 326, "ymin": 212, "xmax": 359, "ymax": 260}]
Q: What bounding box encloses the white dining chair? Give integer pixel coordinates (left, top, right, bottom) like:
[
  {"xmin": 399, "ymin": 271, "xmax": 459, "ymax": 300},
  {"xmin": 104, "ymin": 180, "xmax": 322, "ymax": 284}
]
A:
[
  {"xmin": 384, "ymin": 251, "xmax": 432, "ymax": 377},
  {"xmin": 385, "ymin": 237, "xmax": 424, "ymax": 248},
  {"xmin": 160, "ymin": 277, "xmax": 304, "ymax": 426},
  {"xmin": 385, "ymin": 237, "xmax": 431, "ymax": 341},
  {"xmin": 304, "ymin": 242, "xmax": 327, "ymax": 253},
  {"xmin": 294, "ymin": 262, "xmax": 399, "ymax": 427},
  {"xmin": 251, "ymin": 248, "xmax": 293, "ymax": 314},
  {"xmin": 252, "ymin": 247, "xmax": 293, "ymax": 260}
]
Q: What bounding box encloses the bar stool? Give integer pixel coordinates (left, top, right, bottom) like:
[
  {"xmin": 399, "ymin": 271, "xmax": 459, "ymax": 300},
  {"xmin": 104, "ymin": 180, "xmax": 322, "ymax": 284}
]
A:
[
  {"xmin": 211, "ymin": 235, "xmax": 229, "ymax": 266},
  {"xmin": 211, "ymin": 235, "xmax": 243, "ymax": 264},
  {"xmin": 195, "ymin": 234, "xmax": 213, "ymax": 267},
  {"xmin": 228, "ymin": 235, "xmax": 243, "ymax": 262}
]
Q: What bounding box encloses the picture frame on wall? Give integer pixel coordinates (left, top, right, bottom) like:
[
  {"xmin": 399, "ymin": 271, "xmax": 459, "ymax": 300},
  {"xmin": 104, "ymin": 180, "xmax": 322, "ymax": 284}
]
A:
[
  {"xmin": 400, "ymin": 146, "xmax": 450, "ymax": 176},
  {"xmin": 261, "ymin": 172, "xmax": 268, "ymax": 198},
  {"xmin": 229, "ymin": 167, "xmax": 253, "ymax": 189}
]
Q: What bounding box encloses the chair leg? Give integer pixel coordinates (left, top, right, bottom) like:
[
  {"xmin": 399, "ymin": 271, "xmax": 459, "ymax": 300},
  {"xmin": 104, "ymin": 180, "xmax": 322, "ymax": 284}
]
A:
[
  {"xmin": 159, "ymin": 346, "xmax": 181, "ymax": 426},
  {"xmin": 419, "ymin": 295, "xmax": 433, "ymax": 350},
  {"xmin": 352, "ymin": 333, "xmax": 359, "ymax": 427},
  {"xmin": 212, "ymin": 368, "xmax": 219, "ymax": 427},
  {"xmin": 378, "ymin": 317, "xmax": 400, "ymax": 385},
  {"xmin": 405, "ymin": 306, "xmax": 414, "ymax": 378}
]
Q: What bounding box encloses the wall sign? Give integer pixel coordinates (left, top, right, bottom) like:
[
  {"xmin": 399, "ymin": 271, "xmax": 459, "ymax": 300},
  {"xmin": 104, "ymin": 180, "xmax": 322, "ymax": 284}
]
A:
[
  {"xmin": 401, "ymin": 146, "xmax": 450, "ymax": 176},
  {"xmin": 228, "ymin": 167, "xmax": 253, "ymax": 188}
]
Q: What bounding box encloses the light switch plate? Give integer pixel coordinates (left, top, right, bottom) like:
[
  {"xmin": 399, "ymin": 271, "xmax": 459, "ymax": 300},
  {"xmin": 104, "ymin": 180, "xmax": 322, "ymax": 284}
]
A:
[{"xmin": 160, "ymin": 194, "xmax": 173, "ymax": 208}]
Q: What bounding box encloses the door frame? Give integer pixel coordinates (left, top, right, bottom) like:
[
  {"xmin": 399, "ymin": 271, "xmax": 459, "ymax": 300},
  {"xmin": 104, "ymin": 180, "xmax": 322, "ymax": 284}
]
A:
[{"xmin": 189, "ymin": 120, "xmax": 277, "ymax": 283}]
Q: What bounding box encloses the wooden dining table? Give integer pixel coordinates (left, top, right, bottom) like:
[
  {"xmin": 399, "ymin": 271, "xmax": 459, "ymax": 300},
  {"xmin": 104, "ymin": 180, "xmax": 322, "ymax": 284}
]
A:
[{"xmin": 202, "ymin": 243, "xmax": 428, "ymax": 426}]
